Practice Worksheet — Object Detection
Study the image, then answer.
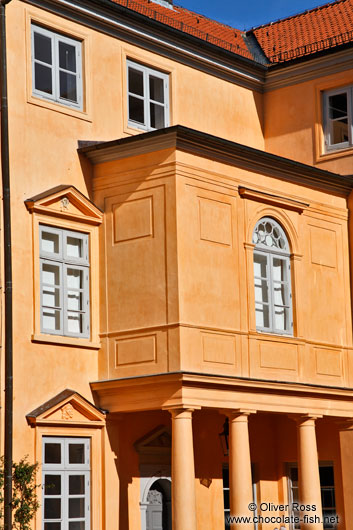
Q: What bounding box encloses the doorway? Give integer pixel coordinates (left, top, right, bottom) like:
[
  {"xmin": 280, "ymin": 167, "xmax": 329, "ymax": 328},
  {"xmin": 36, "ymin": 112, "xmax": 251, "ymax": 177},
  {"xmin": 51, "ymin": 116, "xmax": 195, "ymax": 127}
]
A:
[{"xmin": 146, "ymin": 479, "xmax": 171, "ymax": 530}]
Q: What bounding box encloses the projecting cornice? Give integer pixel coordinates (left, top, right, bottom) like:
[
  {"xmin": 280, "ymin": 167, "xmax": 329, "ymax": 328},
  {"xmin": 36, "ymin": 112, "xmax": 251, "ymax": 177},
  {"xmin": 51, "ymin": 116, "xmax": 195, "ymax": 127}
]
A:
[{"xmin": 78, "ymin": 125, "xmax": 353, "ymax": 196}]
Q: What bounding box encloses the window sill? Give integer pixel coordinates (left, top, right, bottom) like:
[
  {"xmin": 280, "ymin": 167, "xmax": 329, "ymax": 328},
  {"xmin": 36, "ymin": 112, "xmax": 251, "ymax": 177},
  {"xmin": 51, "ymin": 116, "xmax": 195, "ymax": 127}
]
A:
[
  {"xmin": 32, "ymin": 333, "xmax": 101, "ymax": 349},
  {"xmin": 249, "ymin": 330, "xmax": 304, "ymax": 344},
  {"xmin": 316, "ymin": 145, "xmax": 353, "ymax": 163},
  {"xmin": 27, "ymin": 94, "xmax": 92, "ymax": 123}
]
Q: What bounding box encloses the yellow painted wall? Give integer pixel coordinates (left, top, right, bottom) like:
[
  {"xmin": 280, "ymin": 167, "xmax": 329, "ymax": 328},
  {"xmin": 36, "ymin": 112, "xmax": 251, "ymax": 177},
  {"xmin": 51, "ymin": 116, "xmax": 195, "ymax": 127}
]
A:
[
  {"xmin": 92, "ymin": 145, "xmax": 353, "ymax": 389},
  {"xmin": 264, "ymin": 69, "xmax": 353, "ymax": 174}
]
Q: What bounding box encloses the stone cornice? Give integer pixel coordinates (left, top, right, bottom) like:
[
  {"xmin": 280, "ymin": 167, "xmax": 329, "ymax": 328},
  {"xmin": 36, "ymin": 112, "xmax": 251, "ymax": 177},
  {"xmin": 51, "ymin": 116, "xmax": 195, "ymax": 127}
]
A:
[{"xmin": 78, "ymin": 125, "xmax": 353, "ymax": 196}]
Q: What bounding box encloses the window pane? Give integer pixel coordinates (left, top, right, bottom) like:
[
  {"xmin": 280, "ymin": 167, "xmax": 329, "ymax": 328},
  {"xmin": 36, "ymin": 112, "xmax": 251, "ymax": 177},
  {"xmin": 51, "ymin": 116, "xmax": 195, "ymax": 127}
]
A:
[
  {"xmin": 35, "ymin": 63, "xmax": 53, "ymax": 94},
  {"xmin": 43, "ymin": 286, "xmax": 61, "ymax": 308},
  {"xmin": 34, "ymin": 32, "xmax": 52, "ymax": 64},
  {"xmin": 69, "ymin": 522, "xmax": 85, "ymax": 530},
  {"xmin": 59, "ymin": 42, "xmax": 76, "ymax": 72},
  {"xmin": 69, "ymin": 498, "xmax": 85, "ymax": 518},
  {"xmin": 43, "ymin": 308, "xmax": 61, "ymax": 331},
  {"xmin": 274, "ymin": 306, "xmax": 290, "ymax": 331},
  {"xmin": 272, "ymin": 257, "xmax": 287, "ymax": 282},
  {"xmin": 45, "ymin": 475, "xmax": 61, "ymax": 495},
  {"xmin": 69, "ymin": 475, "xmax": 85, "ymax": 495},
  {"xmin": 59, "ymin": 72, "xmax": 77, "ymax": 102},
  {"xmin": 43, "ymin": 264, "xmax": 60, "ymax": 286},
  {"xmin": 150, "ymin": 103, "xmax": 165, "ymax": 129},
  {"xmin": 128, "ymin": 67, "xmax": 144, "ymax": 96},
  {"xmin": 332, "ymin": 119, "xmax": 349, "ymax": 145},
  {"xmin": 254, "ymin": 278, "xmax": 269, "ymax": 303},
  {"xmin": 129, "ymin": 95, "xmax": 144, "ymax": 124},
  {"xmin": 67, "ymin": 312, "xmax": 83, "ymax": 334},
  {"xmin": 45, "ymin": 523, "xmax": 61, "ymax": 530},
  {"xmin": 44, "ymin": 498, "xmax": 61, "ymax": 519},
  {"xmin": 149, "ymin": 75, "xmax": 164, "ymax": 103},
  {"xmin": 329, "ymin": 93, "xmax": 347, "ymax": 119},
  {"xmin": 69, "ymin": 444, "xmax": 85, "ymax": 464},
  {"xmin": 67, "ymin": 269, "xmax": 83, "ymax": 289},
  {"xmin": 253, "ymin": 253, "xmax": 268, "ymax": 278},
  {"xmin": 320, "ymin": 466, "xmax": 334, "ymax": 486},
  {"xmin": 41, "ymin": 231, "xmax": 60, "ymax": 255},
  {"xmin": 255, "ymin": 302, "xmax": 269, "ymax": 328},
  {"xmin": 45, "ymin": 443, "xmax": 61, "ymax": 464},
  {"xmin": 67, "ymin": 237, "xmax": 83, "ymax": 259},
  {"xmin": 67, "ymin": 291, "xmax": 83, "ymax": 311},
  {"xmin": 273, "ymin": 282, "xmax": 287, "ymax": 305}
]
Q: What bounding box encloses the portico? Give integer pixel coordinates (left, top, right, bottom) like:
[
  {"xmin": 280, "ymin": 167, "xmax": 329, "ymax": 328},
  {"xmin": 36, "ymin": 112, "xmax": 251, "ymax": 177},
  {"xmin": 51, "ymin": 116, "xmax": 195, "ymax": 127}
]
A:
[{"xmin": 91, "ymin": 371, "xmax": 353, "ymax": 529}]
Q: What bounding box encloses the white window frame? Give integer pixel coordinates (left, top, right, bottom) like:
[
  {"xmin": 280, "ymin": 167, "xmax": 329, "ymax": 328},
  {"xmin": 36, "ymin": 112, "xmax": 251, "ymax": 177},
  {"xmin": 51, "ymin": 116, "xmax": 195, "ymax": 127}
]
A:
[
  {"xmin": 39, "ymin": 225, "xmax": 90, "ymax": 338},
  {"xmin": 31, "ymin": 24, "xmax": 83, "ymax": 110},
  {"xmin": 253, "ymin": 217, "xmax": 293, "ymax": 336},
  {"xmin": 127, "ymin": 59, "xmax": 169, "ymax": 131},
  {"xmin": 42, "ymin": 437, "xmax": 90, "ymax": 530},
  {"xmin": 323, "ymin": 86, "xmax": 353, "ymax": 152}
]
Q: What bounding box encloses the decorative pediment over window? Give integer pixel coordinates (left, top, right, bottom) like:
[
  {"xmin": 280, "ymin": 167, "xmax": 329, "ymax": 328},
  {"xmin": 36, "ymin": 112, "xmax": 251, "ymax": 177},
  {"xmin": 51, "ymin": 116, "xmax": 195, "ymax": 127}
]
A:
[
  {"xmin": 134, "ymin": 426, "xmax": 171, "ymax": 465},
  {"xmin": 25, "ymin": 185, "xmax": 103, "ymax": 225},
  {"xmin": 26, "ymin": 389, "xmax": 106, "ymax": 427}
]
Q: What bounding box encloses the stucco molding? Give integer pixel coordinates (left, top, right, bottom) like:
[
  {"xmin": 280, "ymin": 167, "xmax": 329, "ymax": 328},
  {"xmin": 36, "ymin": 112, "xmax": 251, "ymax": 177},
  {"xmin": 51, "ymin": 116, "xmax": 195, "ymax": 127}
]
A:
[
  {"xmin": 25, "ymin": 185, "xmax": 103, "ymax": 225},
  {"xmin": 27, "ymin": 389, "xmax": 106, "ymax": 427},
  {"xmin": 90, "ymin": 371, "xmax": 353, "ymax": 418},
  {"xmin": 239, "ymin": 186, "xmax": 309, "ymax": 213},
  {"xmin": 79, "ymin": 126, "xmax": 353, "ymax": 196}
]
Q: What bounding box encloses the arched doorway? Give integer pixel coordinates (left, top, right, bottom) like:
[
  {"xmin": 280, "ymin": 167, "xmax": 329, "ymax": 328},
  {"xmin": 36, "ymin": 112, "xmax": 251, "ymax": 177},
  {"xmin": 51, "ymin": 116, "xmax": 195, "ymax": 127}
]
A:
[{"xmin": 146, "ymin": 479, "xmax": 171, "ymax": 530}]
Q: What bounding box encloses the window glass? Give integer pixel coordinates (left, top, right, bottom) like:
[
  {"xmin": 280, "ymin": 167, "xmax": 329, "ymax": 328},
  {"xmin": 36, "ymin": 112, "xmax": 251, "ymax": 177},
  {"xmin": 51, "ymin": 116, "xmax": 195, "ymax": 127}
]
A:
[
  {"xmin": 253, "ymin": 218, "xmax": 292, "ymax": 334},
  {"xmin": 43, "ymin": 438, "xmax": 90, "ymax": 530},
  {"xmin": 45, "ymin": 443, "xmax": 61, "ymax": 464},
  {"xmin": 40, "ymin": 226, "xmax": 89, "ymax": 338},
  {"xmin": 127, "ymin": 60, "xmax": 169, "ymax": 131},
  {"xmin": 324, "ymin": 87, "xmax": 352, "ymax": 151},
  {"xmin": 32, "ymin": 24, "xmax": 82, "ymax": 110}
]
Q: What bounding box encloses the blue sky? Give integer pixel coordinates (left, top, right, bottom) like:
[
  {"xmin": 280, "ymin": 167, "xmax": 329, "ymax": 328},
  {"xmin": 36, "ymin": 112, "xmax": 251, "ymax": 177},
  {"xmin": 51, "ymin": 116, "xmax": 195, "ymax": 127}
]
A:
[{"xmin": 177, "ymin": 0, "xmax": 333, "ymax": 30}]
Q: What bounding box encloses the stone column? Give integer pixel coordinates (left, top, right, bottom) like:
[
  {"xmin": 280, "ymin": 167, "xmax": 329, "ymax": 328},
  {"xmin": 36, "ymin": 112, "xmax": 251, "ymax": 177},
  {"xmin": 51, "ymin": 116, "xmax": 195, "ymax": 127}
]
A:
[
  {"xmin": 297, "ymin": 415, "xmax": 323, "ymax": 530},
  {"xmin": 228, "ymin": 411, "xmax": 255, "ymax": 530},
  {"xmin": 169, "ymin": 408, "xmax": 197, "ymax": 530}
]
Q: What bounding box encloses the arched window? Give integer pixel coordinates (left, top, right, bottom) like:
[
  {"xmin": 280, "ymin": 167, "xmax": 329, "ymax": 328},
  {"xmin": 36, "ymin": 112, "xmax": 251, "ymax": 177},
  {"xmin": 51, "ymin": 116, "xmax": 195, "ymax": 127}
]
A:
[{"xmin": 252, "ymin": 217, "xmax": 293, "ymax": 334}]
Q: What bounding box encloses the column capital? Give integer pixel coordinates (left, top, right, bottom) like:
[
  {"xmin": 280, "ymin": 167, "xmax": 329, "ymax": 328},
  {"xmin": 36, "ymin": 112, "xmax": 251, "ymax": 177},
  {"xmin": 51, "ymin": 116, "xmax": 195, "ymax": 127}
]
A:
[
  {"xmin": 221, "ymin": 408, "xmax": 256, "ymax": 421},
  {"xmin": 295, "ymin": 413, "xmax": 323, "ymax": 426},
  {"xmin": 164, "ymin": 405, "xmax": 200, "ymax": 419},
  {"xmin": 336, "ymin": 417, "xmax": 353, "ymax": 430}
]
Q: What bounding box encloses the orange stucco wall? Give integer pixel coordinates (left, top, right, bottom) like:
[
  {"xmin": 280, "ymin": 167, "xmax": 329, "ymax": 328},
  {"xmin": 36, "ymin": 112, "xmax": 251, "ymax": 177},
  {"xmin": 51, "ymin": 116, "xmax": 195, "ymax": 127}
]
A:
[{"xmin": 4, "ymin": 0, "xmax": 353, "ymax": 528}]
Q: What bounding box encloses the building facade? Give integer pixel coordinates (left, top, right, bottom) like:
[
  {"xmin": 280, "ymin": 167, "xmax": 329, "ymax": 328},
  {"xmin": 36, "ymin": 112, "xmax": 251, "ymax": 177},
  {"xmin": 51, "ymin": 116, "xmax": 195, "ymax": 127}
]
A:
[{"xmin": 3, "ymin": 0, "xmax": 353, "ymax": 529}]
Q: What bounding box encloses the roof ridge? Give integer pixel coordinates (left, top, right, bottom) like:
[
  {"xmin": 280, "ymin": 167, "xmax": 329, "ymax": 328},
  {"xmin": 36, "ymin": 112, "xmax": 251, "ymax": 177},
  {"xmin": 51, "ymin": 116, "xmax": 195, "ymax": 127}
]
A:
[{"xmin": 251, "ymin": 0, "xmax": 347, "ymax": 31}]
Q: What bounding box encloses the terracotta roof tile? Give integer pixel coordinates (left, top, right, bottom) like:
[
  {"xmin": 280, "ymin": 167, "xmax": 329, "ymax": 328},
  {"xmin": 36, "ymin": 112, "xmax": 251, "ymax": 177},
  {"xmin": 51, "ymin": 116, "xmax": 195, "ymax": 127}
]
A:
[
  {"xmin": 252, "ymin": 0, "xmax": 353, "ymax": 63},
  {"xmin": 109, "ymin": 0, "xmax": 253, "ymax": 59}
]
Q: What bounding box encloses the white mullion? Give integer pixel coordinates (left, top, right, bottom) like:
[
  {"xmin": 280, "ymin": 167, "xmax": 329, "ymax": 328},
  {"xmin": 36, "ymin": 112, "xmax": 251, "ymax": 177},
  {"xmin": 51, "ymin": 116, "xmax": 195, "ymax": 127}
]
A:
[
  {"xmin": 53, "ymin": 33, "xmax": 60, "ymax": 103},
  {"xmin": 348, "ymin": 87, "xmax": 353, "ymax": 146},
  {"xmin": 144, "ymin": 68, "xmax": 150, "ymax": 129}
]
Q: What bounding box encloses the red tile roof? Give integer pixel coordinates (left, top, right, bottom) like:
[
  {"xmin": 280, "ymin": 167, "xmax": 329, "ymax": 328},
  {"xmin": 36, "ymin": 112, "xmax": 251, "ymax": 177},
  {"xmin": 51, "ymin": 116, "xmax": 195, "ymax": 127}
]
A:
[
  {"xmin": 253, "ymin": 0, "xmax": 353, "ymax": 63},
  {"xmin": 110, "ymin": 0, "xmax": 253, "ymax": 59}
]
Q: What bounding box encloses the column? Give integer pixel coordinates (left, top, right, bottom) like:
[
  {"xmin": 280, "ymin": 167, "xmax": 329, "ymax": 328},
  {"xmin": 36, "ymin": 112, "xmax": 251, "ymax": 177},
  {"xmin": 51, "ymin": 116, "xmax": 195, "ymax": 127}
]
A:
[
  {"xmin": 169, "ymin": 408, "xmax": 197, "ymax": 530},
  {"xmin": 228, "ymin": 411, "xmax": 254, "ymax": 530},
  {"xmin": 297, "ymin": 415, "xmax": 323, "ymax": 530}
]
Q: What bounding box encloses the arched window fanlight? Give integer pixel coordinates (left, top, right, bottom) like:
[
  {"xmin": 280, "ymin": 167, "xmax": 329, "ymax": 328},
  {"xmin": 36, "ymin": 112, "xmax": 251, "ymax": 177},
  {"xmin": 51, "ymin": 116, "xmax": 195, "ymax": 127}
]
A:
[{"xmin": 252, "ymin": 217, "xmax": 293, "ymax": 334}]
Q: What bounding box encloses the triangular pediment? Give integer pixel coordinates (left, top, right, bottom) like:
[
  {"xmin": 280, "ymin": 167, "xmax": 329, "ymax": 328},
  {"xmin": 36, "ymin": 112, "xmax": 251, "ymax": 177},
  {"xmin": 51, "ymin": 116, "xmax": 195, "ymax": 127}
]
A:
[
  {"xmin": 25, "ymin": 185, "xmax": 103, "ymax": 225},
  {"xmin": 27, "ymin": 389, "xmax": 105, "ymax": 426},
  {"xmin": 134, "ymin": 426, "xmax": 171, "ymax": 455}
]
